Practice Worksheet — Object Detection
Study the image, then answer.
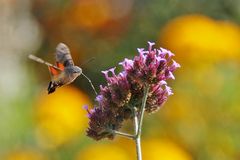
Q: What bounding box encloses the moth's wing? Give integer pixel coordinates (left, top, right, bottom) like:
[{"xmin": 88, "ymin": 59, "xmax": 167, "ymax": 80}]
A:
[
  {"xmin": 48, "ymin": 66, "xmax": 62, "ymax": 79},
  {"xmin": 55, "ymin": 43, "xmax": 74, "ymax": 67},
  {"xmin": 28, "ymin": 54, "xmax": 62, "ymax": 79},
  {"xmin": 56, "ymin": 62, "xmax": 65, "ymax": 70}
]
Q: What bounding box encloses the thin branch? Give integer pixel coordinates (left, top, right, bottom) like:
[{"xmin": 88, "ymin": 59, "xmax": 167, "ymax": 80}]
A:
[
  {"xmin": 109, "ymin": 85, "xmax": 150, "ymax": 160},
  {"xmin": 133, "ymin": 85, "xmax": 150, "ymax": 160},
  {"xmin": 133, "ymin": 108, "xmax": 141, "ymax": 160},
  {"xmin": 137, "ymin": 85, "xmax": 150, "ymax": 137},
  {"xmin": 133, "ymin": 107, "xmax": 138, "ymax": 134},
  {"xmin": 135, "ymin": 137, "xmax": 141, "ymax": 160},
  {"xmin": 110, "ymin": 130, "xmax": 135, "ymax": 140}
]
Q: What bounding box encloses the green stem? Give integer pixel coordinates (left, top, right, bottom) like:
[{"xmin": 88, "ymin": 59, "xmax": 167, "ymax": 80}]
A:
[
  {"xmin": 110, "ymin": 130, "xmax": 135, "ymax": 140},
  {"xmin": 110, "ymin": 85, "xmax": 150, "ymax": 160},
  {"xmin": 134, "ymin": 85, "xmax": 150, "ymax": 160},
  {"xmin": 133, "ymin": 108, "xmax": 141, "ymax": 160},
  {"xmin": 137, "ymin": 85, "xmax": 150, "ymax": 137}
]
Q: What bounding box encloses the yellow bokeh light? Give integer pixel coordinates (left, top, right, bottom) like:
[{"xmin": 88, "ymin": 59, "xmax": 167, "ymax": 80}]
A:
[
  {"xmin": 76, "ymin": 143, "xmax": 131, "ymax": 160},
  {"xmin": 159, "ymin": 14, "xmax": 240, "ymax": 65},
  {"xmin": 66, "ymin": 0, "xmax": 111, "ymax": 31},
  {"xmin": 65, "ymin": 0, "xmax": 133, "ymax": 32},
  {"xmin": 115, "ymin": 138, "xmax": 136, "ymax": 159},
  {"xmin": 4, "ymin": 149, "xmax": 47, "ymax": 160},
  {"xmin": 142, "ymin": 139, "xmax": 192, "ymax": 160},
  {"xmin": 35, "ymin": 86, "xmax": 92, "ymax": 148}
]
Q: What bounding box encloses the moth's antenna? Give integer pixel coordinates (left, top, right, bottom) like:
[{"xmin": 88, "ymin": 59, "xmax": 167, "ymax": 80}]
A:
[
  {"xmin": 80, "ymin": 57, "xmax": 95, "ymax": 67},
  {"xmin": 81, "ymin": 72, "xmax": 98, "ymax": 96},
  {"xmin": 28, "ymin": 54, "xmax": 61, "ymax": 70}
]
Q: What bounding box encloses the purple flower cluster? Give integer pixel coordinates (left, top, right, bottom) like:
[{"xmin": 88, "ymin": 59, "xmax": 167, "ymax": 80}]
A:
[{"xmin": 85, "ymin": 42, "xmax": 180, "ymax": 140}]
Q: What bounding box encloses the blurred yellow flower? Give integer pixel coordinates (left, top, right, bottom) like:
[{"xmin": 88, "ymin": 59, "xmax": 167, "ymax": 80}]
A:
[
  {"xmin": 160, "ymin": 93, "xmax": 208, "ymax": 146},
  {"xmin": 66, "ymin": 0, "xmax": 110, "ymax": 31},
  {"xmin": 35, "ymin": 86, "xmax": 92, "ymax": 148},
  {"xmin": 159, "ymin": 14, "xmax": 240, "ymax": 65},
  {"xmin": 4, "ymin": 149, "xmax": 47, "ymax": 160},
  {"xmin": 142, "ymin": 139, "xmax": 192, "ymax": 160},
  {"xmin": 76, "ymin": 142, "xmax": 131, "ymax": 160},
  {"xmin": 115, "ymin": 137, "xmax": 136, "ymax": 159},
  {"xmin": 65, "ymin": 0, "xmax": 133, "ymax": 32}
]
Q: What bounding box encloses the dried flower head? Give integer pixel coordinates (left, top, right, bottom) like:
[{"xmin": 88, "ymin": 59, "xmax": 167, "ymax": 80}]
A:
[
  {"xmin": 85, "ymin": 106, "xmax": 123, "ymax": 140},
  {"xmin": 86, "ymin": 42, "xmax": 180, "ymax": 140}
]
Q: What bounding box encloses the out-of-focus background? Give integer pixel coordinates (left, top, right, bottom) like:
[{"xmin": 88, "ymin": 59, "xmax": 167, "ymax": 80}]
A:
[{"xmin": 0, "ymin": 0, "xmax": 240, "ymax": 159}]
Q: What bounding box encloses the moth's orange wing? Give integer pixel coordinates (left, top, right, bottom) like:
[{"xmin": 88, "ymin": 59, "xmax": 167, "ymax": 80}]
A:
[
  {"xmin": 48, "ymin": 66, "xmax": 61, "ymax": 77},
  {"xmin": 56, "ymin": 62, "xmax": 65, "ymax": 70}
]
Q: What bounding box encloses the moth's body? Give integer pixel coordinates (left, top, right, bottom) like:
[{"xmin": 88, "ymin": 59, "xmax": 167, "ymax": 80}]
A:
[
  {"xmin": 52, "ymin": 67, "xmax": 80, "ymax": 85},
  {"xmin": 29, "ymin": 43, "xmax": 82, "ymax": 94},
  {"xmin": 48, "ymin": 66, "xmax": 82, "ymax": 93}
]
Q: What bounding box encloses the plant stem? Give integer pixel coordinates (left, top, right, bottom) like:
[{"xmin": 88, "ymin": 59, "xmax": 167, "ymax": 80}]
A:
[
  {"xmin": 133, "ymin": 108, "xmax": 141, "ymax": 160},
  {"xmin": 110, "ymin": 85, "xmax": 150, "ymax": 160},
  {"xmin": 110, "ymin": 130, "xmax": 135, "ymax": 140},
  {"xmin": 134, "ymin": 85, "xmax": 150, "ymax": 160},
  {"xmin": 137, "ymin": 85, "xmax": 149, "ymax": 137}
]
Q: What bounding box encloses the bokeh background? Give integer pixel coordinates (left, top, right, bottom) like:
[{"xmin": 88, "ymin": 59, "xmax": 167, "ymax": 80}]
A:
[{"xmin": 0, "ymin": 0, "xmax": 240, "ymax": 160}]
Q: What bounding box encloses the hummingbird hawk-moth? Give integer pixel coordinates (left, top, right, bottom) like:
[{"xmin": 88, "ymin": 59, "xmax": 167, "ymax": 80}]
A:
[{"xmin": 29, "ymin": 43, "xmax": 97, "ymax": 95}]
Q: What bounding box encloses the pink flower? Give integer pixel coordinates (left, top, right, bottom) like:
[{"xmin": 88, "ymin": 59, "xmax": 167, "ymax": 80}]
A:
[{"xmin": 86, "ymin": 42, "xmax": 180, "ymax": 140}]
